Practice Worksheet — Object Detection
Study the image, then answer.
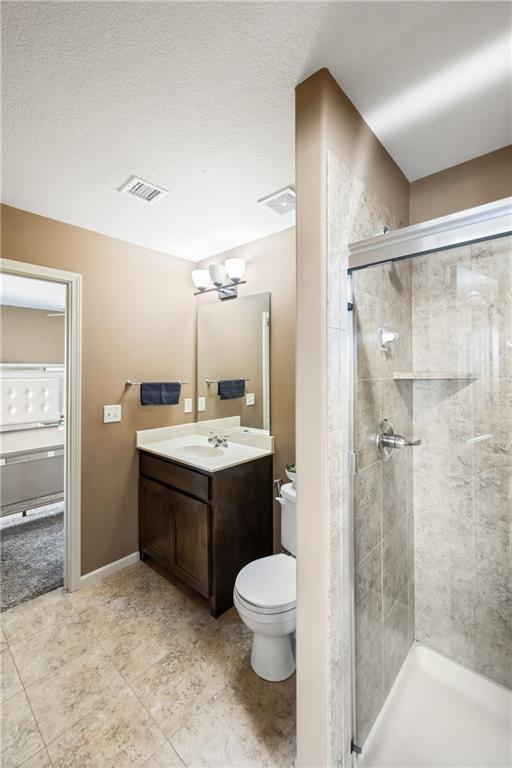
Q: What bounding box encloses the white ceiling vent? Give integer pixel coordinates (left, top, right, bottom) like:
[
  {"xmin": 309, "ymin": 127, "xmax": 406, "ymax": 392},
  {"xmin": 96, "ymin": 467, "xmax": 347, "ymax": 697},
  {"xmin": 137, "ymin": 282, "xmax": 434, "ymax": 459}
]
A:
[
  {"xmin": 119, "ymin": 175, "xmax": 168, "ymax": 205},
  {"xmin": 258, "ymin": 186, "xmax": 295, "ymax": 215}
]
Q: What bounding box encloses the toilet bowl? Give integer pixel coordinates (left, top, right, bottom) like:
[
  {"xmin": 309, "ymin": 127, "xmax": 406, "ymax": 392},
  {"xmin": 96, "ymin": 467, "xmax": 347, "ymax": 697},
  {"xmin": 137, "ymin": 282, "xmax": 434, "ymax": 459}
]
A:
[
  {"xmin": 234, "ymin": 482, "xmax": 297, "ymax": 681},
  {"xmin": 234, "ymin": 553, "xmax": 296, "ymax": 681}
]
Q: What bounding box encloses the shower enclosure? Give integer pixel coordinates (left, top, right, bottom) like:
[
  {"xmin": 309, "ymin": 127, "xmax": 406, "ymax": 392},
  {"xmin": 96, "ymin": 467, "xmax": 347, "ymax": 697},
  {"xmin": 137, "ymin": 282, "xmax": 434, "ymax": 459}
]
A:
[{"xmin": 347, "ymin": 201, "xmax": 511, "ymax": 767}]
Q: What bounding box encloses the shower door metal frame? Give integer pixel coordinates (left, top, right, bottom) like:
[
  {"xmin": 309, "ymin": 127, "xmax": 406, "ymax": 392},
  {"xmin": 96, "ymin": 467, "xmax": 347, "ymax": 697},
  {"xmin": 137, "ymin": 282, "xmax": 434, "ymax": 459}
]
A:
[
  {"xmin": 349, "ymin": 196, "xmax": 512, "ymax": 271},
  {"xmin": 346, "ymin": 195, "xmax": 512, "ymax": 765},
  {"xmin": 346, "ymin": 273, "xmax": 360, "ymax": 764}
]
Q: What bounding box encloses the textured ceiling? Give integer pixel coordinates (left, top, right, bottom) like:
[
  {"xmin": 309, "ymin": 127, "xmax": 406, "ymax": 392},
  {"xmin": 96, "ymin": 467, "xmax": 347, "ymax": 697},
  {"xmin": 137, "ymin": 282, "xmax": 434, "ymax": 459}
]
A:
[{"xmin": 2, "ymin": 2, "xmax": 510, "ymax": 261}]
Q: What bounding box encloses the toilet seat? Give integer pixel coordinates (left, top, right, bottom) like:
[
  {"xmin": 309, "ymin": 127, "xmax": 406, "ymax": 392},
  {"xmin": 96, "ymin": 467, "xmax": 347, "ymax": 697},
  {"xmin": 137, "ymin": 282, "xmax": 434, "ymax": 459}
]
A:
[
  {"xmin": 234, "ymin": 589, "xmax": 296, "ymax": 616},
  {"xmin": 234, "ymin": 554, "xmax": 296, "ymax": 615}
]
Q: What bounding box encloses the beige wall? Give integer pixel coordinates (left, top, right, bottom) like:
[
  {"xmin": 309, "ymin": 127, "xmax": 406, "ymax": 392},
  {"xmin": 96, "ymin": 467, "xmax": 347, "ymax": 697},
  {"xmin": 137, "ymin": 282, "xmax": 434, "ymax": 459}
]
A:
[
  {"xmin": 197, "ymin": 227, "xmax": 296, "ymax": 536},
  {"xmin": 410, "ymin": 146, "xmax": 512, "ymax": 224},
  {"xmin": 0, "ymin": 305, "xmax": 65, "ymax": 363},
  {"xmin": 295, "ymin": 70, "xmax": 330, "ymax": 768},
  {"xmin": 295, "ymin": 69, "xmax": 409, "ymax": 767},
  {"xmin": 0, "ymin": 207, "xmax": 295, "ymax": 573},
  {"xmin": 322, "ymin": 72, "xmax": 410, "ymax": 226},
  {"xmin": 1, "ymin": 204, "xmax": 196, "ymax": 576}
]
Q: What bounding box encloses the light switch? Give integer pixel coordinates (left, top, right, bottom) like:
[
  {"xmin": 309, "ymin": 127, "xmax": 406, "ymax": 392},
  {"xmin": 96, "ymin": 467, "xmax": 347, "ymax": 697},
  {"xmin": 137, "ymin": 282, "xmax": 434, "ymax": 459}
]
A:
[
  {"xmin": 184, "ymin": 397, "xmax": 193, "ymax": 414},
  {"xmin": 198, "ymin": 396, "xmax": 206, "ymax": 412},
  {"xmin": 103, "ymin": 404, "xmax": 122, "ymax": 423},
  {"xmin": 246, "ymin": 393, "xmax": 255, "ymax": 406}
]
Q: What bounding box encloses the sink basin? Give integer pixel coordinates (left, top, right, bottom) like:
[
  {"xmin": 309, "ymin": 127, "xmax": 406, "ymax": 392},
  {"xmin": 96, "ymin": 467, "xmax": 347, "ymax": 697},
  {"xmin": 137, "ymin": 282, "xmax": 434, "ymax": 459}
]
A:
[
  {"xmin": 136, "ymin": 423, "xmax": 274, "ymax": 472},
  {"xmin": 174, "ymin": 444, "xmax": 225, "ymax": 459}
]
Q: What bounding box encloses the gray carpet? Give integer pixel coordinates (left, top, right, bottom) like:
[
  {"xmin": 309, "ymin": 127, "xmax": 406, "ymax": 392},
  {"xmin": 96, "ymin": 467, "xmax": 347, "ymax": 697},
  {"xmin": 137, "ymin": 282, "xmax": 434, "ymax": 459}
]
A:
[{"xmin": 0, "ymin": 503, "xmax": 64, "ymax": 612}]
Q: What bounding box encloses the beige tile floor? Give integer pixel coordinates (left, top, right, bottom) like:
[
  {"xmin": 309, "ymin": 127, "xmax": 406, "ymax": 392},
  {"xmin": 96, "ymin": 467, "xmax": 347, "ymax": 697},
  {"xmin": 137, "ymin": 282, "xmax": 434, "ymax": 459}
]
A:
[{"xmin": 0, "ymin": 562, "xmax": 296, "ymax": 768}]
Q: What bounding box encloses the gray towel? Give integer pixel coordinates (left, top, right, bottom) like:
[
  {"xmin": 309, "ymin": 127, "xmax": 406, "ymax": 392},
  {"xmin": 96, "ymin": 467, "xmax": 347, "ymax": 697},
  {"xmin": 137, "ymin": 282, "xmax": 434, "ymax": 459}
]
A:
[
  {"xmin": 218, "ymin": 379, "xmax": 245, "ymax": 400},
  {"xmin": 140, "ymin": 382, "xmax": 181, "ymax": 406}
]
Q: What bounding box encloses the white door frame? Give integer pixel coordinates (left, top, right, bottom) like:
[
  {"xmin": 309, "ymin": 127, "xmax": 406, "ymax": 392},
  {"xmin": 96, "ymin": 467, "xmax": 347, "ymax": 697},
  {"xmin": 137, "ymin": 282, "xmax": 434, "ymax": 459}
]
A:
[{"xmin": 0, "ymin": 258, "xmax": 82, "ymax": 592}]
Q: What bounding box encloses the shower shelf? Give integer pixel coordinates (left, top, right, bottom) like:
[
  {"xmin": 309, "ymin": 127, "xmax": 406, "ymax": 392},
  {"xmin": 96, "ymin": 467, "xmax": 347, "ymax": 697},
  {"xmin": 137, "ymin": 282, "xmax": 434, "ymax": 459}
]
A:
[{"xmin": 393, "ymin": 372, "xmax": 476, "ymax": 380}]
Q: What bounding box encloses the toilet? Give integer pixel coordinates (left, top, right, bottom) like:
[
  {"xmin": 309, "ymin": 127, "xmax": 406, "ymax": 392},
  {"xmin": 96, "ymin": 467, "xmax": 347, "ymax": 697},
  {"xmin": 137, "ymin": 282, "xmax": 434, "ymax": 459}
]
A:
[{"xmin": 233, "ymin": 482, "xmax": 296, "ymax": 682}]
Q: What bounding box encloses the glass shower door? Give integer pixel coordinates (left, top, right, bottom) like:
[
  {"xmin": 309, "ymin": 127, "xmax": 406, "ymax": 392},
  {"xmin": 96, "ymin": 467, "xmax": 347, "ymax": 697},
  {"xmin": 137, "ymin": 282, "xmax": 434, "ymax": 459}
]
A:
[
  {"xmin": 350, "ymin": 234, "xmax": 512, "ymax": 766},
  {"xmin": 350, "ymin": 255, "xmax": 415, "ymax": 750}
]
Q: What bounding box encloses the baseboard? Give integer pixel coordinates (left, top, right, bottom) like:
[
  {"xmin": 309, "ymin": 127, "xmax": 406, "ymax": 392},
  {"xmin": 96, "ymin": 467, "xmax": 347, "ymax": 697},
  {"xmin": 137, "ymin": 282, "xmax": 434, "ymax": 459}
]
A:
[{"xmin": 79, "ymin": 551, "xmax": 140, "ymax": 589}]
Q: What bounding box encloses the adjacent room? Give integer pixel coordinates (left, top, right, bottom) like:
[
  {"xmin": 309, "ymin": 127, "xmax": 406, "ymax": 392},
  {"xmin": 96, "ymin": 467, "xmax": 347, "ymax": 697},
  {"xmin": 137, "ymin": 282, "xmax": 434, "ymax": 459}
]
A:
[{"xmin": 0, "ymin": 275, "xmax": 66, "ymax": 611}]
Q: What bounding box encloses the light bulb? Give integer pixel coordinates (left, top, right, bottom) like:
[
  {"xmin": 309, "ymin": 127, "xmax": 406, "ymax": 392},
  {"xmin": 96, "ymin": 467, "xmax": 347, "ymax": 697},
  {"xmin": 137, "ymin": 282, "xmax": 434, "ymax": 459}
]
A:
[
  {"xmin": 225, "ymin": 258, "xmax": 246, "ymax": 283},
  {"xmin": 208, "ymin": 263, "xmax": 227, "ymax": 287},
  {"xmin": 191, "ymin": 269, "xmax": 210, "ymax": 291}
]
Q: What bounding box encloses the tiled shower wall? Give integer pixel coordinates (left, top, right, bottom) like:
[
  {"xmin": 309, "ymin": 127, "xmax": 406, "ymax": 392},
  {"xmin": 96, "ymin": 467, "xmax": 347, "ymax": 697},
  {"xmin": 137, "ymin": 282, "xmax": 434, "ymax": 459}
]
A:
[
  {"xmin": 352, "ymin": 260, "xmax": 415, "ymax": 745},
  {"xmin": 351, "ymin": 235, "xmax": 512, "ymax": 750},
  {"xmin": 412, "ymin": 235, "xmax": 512, "ymax": 689}
]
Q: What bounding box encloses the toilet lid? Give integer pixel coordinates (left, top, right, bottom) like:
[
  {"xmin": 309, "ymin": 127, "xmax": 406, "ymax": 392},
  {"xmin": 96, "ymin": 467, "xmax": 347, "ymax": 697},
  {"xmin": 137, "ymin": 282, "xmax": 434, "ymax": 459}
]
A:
[{"xmin": 235, "ymin": 554, "xmax": 296, "ymax": 611}]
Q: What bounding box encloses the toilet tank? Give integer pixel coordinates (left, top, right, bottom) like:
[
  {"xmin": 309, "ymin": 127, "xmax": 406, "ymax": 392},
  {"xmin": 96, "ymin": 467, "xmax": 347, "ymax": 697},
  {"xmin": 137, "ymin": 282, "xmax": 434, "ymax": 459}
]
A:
[{"xmin": 280, "ymin": 483, "xmax": 296, "ymax": 556}]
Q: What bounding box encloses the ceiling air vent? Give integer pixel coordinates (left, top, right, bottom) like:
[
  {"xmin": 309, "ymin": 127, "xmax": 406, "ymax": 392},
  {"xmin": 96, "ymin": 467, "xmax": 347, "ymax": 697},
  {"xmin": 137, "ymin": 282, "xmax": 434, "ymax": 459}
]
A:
[
  {"xmin": 118, "ymin": 175, "xmax": 168, "ymax": 205},
  {"xmin": 258, "ymin": 185, "xmax": 296, "ymax": 215}
]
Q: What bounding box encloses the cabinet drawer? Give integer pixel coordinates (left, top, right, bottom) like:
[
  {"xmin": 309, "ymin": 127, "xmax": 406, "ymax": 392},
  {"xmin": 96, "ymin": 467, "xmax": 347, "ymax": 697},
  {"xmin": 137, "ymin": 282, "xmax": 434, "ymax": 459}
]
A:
[{"xmin": 140, "ymin": 452, "xmax": 209, "ymax": 502}]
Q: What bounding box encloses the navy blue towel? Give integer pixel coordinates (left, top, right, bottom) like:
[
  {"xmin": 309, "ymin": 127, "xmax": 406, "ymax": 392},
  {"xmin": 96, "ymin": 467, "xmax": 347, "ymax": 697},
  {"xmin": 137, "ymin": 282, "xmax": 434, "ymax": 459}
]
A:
[
  {"xmin": 140, "ymin": 382, "xmax": 181, "ymax": 406},
  {"xmin": 218, "ymin": 379, "xmax": 245, "ymax": 400}
]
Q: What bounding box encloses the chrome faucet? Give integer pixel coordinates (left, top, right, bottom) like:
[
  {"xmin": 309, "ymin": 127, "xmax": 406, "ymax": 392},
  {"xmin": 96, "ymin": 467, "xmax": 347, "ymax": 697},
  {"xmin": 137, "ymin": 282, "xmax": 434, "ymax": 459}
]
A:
[{"xmin": 208, "ymin": 432, "xmax": 228, "ymax": 448}]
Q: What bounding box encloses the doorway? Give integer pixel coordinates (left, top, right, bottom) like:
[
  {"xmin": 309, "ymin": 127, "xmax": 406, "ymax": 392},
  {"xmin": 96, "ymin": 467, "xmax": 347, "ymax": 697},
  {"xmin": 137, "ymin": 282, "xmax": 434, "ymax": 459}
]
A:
[{"xmin": 0, "ymin": 259, "xmax": 82, "ymax": 605}]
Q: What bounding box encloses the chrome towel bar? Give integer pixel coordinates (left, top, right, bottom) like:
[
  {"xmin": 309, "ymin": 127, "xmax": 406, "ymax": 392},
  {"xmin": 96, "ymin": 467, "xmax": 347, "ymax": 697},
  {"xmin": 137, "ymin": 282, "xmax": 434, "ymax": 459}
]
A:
[
  {"xmin": 125, "ymin": 380, "xmax": 189, "ymax": 388},
  {"xmin": 206, "ymin": 377, "xmax": 251, "ymax": 385}
]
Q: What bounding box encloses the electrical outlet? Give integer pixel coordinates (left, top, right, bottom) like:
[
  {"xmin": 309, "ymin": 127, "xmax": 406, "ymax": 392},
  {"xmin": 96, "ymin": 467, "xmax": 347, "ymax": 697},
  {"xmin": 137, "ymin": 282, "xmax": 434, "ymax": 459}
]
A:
[
  {"xmin": 184, "ymin": 398, "xmax": 193, "ymax": 414},
  {"xmin": 198, "ymin": 396, "xmax": 206, "ymax": 412},
  {"xmin": 104, "ymin": 404, "xmax": 121, "ymax": 423},
  {"xmin": 246, "ymin": 392, "xmax": 255, "ymax": 406}
]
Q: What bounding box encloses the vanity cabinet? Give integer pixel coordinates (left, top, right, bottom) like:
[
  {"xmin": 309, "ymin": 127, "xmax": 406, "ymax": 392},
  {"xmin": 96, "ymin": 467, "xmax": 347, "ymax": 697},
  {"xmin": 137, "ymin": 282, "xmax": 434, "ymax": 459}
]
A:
[
  {"xmin": 139, "ymin": 450, "xmax": 273, "ymax": 617},
  {"xmin": 139, "ymin": 477, "xmax": 209, "ymax": 597}
]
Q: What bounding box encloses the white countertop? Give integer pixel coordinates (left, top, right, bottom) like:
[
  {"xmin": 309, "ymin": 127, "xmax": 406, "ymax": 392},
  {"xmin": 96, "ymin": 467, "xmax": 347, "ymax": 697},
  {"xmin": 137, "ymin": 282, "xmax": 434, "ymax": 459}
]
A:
[{"xmin": 136, "ymin": 421, "xmax": 273, "ymax": 473}]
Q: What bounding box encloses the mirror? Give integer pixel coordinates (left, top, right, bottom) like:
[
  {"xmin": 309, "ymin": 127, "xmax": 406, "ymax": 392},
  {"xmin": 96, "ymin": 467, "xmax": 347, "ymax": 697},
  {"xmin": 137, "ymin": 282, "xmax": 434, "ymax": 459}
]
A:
[{"xmin": 197, "ymin": 292, "xmax": 270, "ymax": 432}]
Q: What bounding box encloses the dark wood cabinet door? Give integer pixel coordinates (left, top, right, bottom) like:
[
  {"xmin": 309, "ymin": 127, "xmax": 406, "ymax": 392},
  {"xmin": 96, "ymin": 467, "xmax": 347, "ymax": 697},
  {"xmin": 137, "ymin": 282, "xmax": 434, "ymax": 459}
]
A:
[
  {"xmin": 139, "ymin": 451, "xmax": 272, "ymax": 616},
  {"xmin": 139, "ymin": 478, "xmax": 172, "ymax": 568},
  {"xmin": 169, "ymin": 489, "xmax": 209, "ymax": 598}
]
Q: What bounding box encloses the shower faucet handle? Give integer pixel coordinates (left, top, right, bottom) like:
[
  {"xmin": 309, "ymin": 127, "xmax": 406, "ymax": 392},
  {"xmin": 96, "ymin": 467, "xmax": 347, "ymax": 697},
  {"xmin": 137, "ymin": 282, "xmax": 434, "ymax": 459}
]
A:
[
  {"xmin": 382, "ymin": 433, "xmax": 422, "ymax": 449},
  {"xmin": 376, "ymin": 419, "xmax": 421, "ymax": 460}
]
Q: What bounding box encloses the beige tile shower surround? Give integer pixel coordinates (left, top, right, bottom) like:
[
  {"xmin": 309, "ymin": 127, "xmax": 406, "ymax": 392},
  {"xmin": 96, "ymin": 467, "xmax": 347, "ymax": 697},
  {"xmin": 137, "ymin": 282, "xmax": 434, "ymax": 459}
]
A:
[
  {"xmin": 326, "ymin": 152, "xmax": 403, "ymax": 764},
  {"xmin": 350, "ymin": 233, "xmax": 512, "ymax": 749},
  {"xmin": 351, "ymin": 255, "xmax": 415, "ymax": 745},
  {"xmin": 0, "ymin": 563, "xmax": 295, "ymax": 768},
  {"xmin": 412, "ymin": 235, "xmax": 512, "ymax": 690}
]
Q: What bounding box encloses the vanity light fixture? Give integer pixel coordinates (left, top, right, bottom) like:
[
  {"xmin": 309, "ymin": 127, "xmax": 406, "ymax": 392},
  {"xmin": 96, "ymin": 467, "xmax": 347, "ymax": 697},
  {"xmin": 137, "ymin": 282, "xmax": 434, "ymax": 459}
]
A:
[
  {"xmin": 209, "ymin": 263, "xmax": 227, "ymax": 287},
  {"xmin": 191, "ymin": 269, "xmax": 210, "ymax": 292},
  {"xmin": 191, "ymin": 258, "xmax": 246, "ymax": 300},
  {"xmin": 225, "ymin": 258, "xmax": 246, "ymax": 283}
]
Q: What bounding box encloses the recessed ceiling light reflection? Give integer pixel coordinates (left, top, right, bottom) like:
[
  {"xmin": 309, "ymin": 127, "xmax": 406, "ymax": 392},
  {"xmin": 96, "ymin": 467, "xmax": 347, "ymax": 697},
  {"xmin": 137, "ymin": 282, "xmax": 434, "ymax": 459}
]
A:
[{"xmin": 366, "ymin": 33, "xmax": 512, "ymax": 138}]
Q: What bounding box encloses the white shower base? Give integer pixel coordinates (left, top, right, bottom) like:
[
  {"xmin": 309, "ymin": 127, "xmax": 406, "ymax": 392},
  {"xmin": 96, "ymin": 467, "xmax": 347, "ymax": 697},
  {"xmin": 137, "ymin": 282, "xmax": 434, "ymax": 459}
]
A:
[{"xmin": 360, "ymin": 642, "xmax": 512, "ymax": 768}]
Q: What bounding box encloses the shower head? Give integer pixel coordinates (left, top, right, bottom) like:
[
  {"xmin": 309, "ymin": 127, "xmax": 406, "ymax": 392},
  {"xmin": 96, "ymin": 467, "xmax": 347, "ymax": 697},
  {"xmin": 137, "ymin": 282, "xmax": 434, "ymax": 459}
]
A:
[{"xmin": 380, "ymin": 327, "xmax": 400, "ymax": 351}]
